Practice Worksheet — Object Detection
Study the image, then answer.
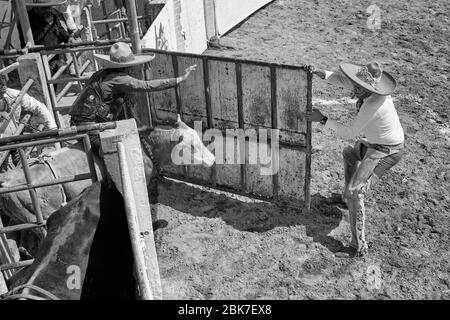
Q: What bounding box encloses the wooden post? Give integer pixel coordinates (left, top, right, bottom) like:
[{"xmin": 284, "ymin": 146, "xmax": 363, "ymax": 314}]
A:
[
  {"xmin": 14, "ymin": 0, "xmax": 34, "ymax": 46},
  {"xmin": 100, "ymin": 119, "xmax": 162, "ymax": 300}
]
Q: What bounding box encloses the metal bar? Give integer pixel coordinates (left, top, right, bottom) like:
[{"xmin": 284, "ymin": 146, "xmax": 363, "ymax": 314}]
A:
[
  {"xmin": 0, "ymin": 259, "xmax": 34, "ymax": 271},
  {"xmin": 18, "ymin": 148, "xmax": 45, "ymax": 225},
  {"xmin": 70, "ymin": 52, "xmax": 83, "ymax": 91},
  {"xmin": 0, "ymin": 79, "xmax": 34, "ymax": 134},
  {"xmin": 0, "ymin": 114, "xmax": 31, "ymax": 168},
  {"xmin": 119, "ymin": 12, "xmax": 127, "ymax": 40},
  {"xmin": 101, "ymin": 0, "xmax": 111, "ymax": 40},
  {"xmin": 51, "ymin": 57, "xmax": 74, "ymax": 80},
  {"xmin": 41, "ymin": 55, "xmax": 63, "ymax": 129},
  {"xmin": 235, "ymin": 62, "xmax": 246, "ymax": 192},
  {"xmin": 15, "ymin": 0, "xmax": 34, "ymax": 46},
  {"xmin": 142, "ymin": 48, "xmax": 308, "ymax": 71},
  {"xmin": 1, "ymin": 39, "xmax": 132, "ymax": 55},
  {"xmin": 0, "ymin": 124, "xmax": 115, "ymax": 147},
  {"xmin": 56, "ymin": 60, "xmax": 91, "ymax": 102},
  {"xmin": 0, "ymin": 217, "xmax": 14, "ymax": 279},
  {"xmin": 0, "ymin": 223, "xmax": 45, "ymax": 235},
  {"xmin": 47, "ymin": 76, "xmax": 91, "ymax": 85},
  {"xmin": 82, "ymin": 135, "xmax": 98, "ymax": 183},
  {"xmin": 0, "ymin": 233, "xmax": 14, "ymax": 279},
  {"xmin": 117, "ymin": 141, "xmax": 153, "ymax": 300},
  {"xmin": 270, "ymin": 66, "xmax": 279, "ymax": 200},
  {"xmin": 47, "ymin": 54, "xmax": 56, "ymax": 61},
  {"xmin": 125, "ymin": 0, "xmax": 141, "ymax": 54},
  {"xmin": 170, "ymin": 54, "xmax": 186, "ymax": 177},
  {"xmin": 0, "ymin": 173, "xmax": 92, "ymax": 196},
  {"xmin": 202, "ymin": 57, "xmax": 217, "ymax": 186},
  {"xmin": 39, "ymin": 42, "xmax": 130, "ymax": 56},
  {"xmin": 304, "ymin": 67, "xmax": 313, "ymax": 212},
  {"xmin": 0, "ymin": 62, "xmax": 19, "ymax": 75},
  {"xmin": 50, "ymin": 51, "xmax": 83, "ymax": 81},
  {"xmin": 171, "ymin": 55, "xmax": 182, "ymax": 116},
  {"xmin": 91, "ymin": 16, "xmax": 145, "ymax": 25}
]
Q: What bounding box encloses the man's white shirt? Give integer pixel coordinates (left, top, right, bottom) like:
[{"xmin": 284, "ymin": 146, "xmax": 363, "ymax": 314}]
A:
[
  {"xmin": 323, "ymin": 70, "xmax": 404, "ymax": 145},
  {"xmin": 1, "ymin": 88, "xmax": 57, "ymax": 136}
]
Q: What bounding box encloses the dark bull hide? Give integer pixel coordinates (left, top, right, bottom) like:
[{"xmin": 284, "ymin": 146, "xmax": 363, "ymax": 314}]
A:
[{"xmin": 6, "ymin": 182, "xmax": 136, "ymax": 300}]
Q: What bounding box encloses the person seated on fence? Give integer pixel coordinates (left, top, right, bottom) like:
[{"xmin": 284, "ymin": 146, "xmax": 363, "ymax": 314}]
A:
[
  {"xmin": 0, "ymin": 74, "xmax": 57, "ymax": 171},
  {"xmin": 307, "ymin": 62, "xmax": 404, "ymax": 258},
  {"xmin": 68, "ymin": 41, "xmax": 196, "ymax": 157},
  {"xmin": 24, "ymin": 0, "xmax": 83, "ymax": 76}
]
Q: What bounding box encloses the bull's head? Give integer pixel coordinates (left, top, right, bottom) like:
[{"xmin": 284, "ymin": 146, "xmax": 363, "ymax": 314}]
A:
[{"xmin": 171, "ymin": 115, "xmax": 215, "ymax": 167}]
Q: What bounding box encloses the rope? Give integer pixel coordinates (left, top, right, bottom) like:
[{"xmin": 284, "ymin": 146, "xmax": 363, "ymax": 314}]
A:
[
  {"xmin": 28, "ymin": 155, "xmax": 68, "ymax": 206},
  {"xmin": 1, "ymin": 284, "xmax": 59, "ymax": 300}
]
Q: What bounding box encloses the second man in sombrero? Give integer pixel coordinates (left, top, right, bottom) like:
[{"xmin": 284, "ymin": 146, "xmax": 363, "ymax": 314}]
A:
[
  {"xmin": 69, "ymin": 41, "xmax": 196, "ymax": 156},
  {"xmin": 307, "ymin": 62, "xmax": 405, "ymax": 258}
]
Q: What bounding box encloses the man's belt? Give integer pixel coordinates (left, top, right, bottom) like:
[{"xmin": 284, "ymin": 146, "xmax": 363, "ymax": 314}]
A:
[{"xmin": 368, "ymin": 142, "xmax": 404, "ymax": 154}]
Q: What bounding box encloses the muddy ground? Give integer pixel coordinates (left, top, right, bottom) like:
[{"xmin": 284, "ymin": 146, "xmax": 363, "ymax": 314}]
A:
[{"xmin": 155, "ymin": 0, "xmax": 450, "ymax": 299}]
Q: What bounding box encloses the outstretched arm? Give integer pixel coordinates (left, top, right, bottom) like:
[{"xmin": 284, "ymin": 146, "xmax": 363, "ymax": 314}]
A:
[{"xmin": 115, "ymin": 64, "xmax": 198, "ymax": 92}]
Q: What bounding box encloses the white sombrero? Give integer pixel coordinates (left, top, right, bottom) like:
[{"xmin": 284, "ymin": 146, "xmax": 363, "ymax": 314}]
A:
[
  {"xmin": 340, "ymin": 62, "xmax": 397, "ymax": 96},
  {"xmin": 26, "ymin": 0, "xmax": 67, "ymax": 6},
  {"xmin": 94, "ymin": 42, "xmax": 155, "ymax": 69}
]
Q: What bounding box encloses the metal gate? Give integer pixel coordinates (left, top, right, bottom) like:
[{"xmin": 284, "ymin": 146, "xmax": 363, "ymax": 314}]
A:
[{"xmin": 141, "ymin": 48, "xmax": 312, "ymax": 209}]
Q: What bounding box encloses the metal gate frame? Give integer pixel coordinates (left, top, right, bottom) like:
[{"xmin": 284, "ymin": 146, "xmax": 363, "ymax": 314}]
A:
[
  {"xmin": 0, "ymin": 122, "xmax": 116, "ymax": 280},
  {"xmin": 142, "ymin": 48, "xmax": 313, "ymax": 211}
]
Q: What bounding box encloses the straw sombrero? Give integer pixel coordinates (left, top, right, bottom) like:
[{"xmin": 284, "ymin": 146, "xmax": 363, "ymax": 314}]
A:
[
  {"xmin": 94, "ymin": 42, "xmax": 155, "ymax": 69},
  {"xmin": 340, "ymin": 62, "xmax": 397, "ymax": 96},
  {"xmin": 26, "ymin": 0, "xmax": 67, "ymax": 6}
]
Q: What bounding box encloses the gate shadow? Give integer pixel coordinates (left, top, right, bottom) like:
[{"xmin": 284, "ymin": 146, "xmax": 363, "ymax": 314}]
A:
[{"xmin": 158, "ymin": 180, "xmax": 346, "ymax": 253}]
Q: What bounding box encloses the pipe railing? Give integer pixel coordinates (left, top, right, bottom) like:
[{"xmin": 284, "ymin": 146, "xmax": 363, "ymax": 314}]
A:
[
  {"xmin": 0, "ymin": 39, "xmax": 132, "ymax": 56},
  {"xmin": 0, "ymin": 122, "xmax": 117, "ymax": 238},
  {"xmin": 0, "ymin": 62, "xmax": 19, "ymax": 76},
  {"xmin": 0, "ymin": 79, "xmax": 34, "ymax": 135}
]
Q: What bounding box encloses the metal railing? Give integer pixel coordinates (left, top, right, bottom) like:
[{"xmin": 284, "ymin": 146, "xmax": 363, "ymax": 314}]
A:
[{"xmin": 0, "ymin": 122, "xmax": 117, "ymax": 280}]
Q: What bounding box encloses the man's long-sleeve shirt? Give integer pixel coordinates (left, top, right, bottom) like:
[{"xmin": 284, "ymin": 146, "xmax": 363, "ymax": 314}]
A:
[
  {"xmin": 69, "ymin": 69, "xmax": 178, "ymax": 123},
  {"xmin": 323, "ymin": 70, "xmax": 404, "ymax": 145},
  {"xmin": 100, "ymin": 71, "xmax": 178, "ymax": 94},
  {"xmin": 1, "ymin": 89, "xmax": 57, "ymax": 134}
]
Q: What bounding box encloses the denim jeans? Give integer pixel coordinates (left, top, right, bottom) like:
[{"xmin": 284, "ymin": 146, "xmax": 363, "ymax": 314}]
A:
[{"xmin": 342, "ymin": 139, "xmax": 404, "ymax": 255}]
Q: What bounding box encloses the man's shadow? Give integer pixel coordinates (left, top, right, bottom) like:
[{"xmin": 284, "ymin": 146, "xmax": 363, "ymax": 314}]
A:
[{"xmin": 157, "ymin": 180, "xmax": 347, "ymax": 253}]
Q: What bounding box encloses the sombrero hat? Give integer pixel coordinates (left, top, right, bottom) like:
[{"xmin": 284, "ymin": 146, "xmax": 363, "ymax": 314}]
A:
[
  {"xmin": 26, "ymin": 0, "xmax": 67, "ymax": 6},
  {"xmin": 94, "ymin": 42, "xmax": 155, "ymax": 69},
  {"xmin": 340, "ymin": 62, "xmax": 397, "ymax": 96}
]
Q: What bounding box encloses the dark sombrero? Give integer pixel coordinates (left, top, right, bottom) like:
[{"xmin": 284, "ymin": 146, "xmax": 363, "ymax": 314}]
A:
[{"xmin": 340, "ymin": 62, "xmax": 397, "ymax": 96}]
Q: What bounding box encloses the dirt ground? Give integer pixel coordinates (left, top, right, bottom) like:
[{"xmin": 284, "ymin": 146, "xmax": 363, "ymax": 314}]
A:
[{"xmin": 154, "ymin": 0, "xmax": 450, "ymax": 299}]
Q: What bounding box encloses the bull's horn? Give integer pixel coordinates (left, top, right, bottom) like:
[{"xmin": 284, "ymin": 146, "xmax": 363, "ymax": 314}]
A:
[{"xmin": 177, "ymin": 114, "xmax": 182, "ymax": 123}]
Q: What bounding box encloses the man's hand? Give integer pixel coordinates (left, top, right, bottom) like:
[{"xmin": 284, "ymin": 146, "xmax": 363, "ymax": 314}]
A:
[
  {"xmin": 306, "ymin": 108, "xmax": 325, "ymax": 122},
  {"xmin": 178, "ymin": 64, "xmax": 197, "ymax": 83}
]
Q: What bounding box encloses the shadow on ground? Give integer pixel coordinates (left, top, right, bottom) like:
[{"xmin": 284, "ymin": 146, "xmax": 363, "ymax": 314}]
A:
[{"xmin": 157, "ymin": 179, "xmax": 347, "ymax": 253}]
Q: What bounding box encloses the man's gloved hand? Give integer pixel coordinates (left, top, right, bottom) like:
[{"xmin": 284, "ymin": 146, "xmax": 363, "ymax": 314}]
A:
[{"xmin": 177, "ymin": 64, "xmax": 197, "ymax": 83}]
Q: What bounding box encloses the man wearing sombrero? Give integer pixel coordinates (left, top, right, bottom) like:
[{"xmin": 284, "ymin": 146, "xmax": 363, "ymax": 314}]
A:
[
  {"xmin": 69, "ymin": 41, "xmax": 196, "ymax": 156},
  {"xmin": 307, "ymin": 62, "xmax": 405, "ymax": 258}
]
